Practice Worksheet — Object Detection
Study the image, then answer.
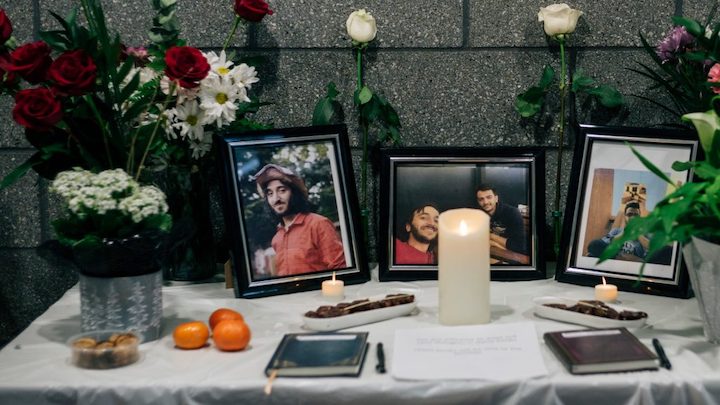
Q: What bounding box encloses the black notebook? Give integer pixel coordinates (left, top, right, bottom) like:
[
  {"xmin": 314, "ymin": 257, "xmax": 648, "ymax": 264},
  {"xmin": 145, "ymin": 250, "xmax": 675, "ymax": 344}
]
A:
[
  {"xmin": 265, "ymin": 332, "xmax": 369, "ymax": 377},
  {"xmin": 544, "ymin": 327, "xmax": 658, "ymax": 374}
]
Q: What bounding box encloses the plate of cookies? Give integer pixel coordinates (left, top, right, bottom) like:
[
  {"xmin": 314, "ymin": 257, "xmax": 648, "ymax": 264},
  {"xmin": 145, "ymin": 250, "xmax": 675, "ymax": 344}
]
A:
[
  {"xmin": 533, "ymin": 296, "xmax": 648, "ymax": 329},
  {"xmin": 303, "ymin": 293, "xmax": 417, "ymax": 331}
]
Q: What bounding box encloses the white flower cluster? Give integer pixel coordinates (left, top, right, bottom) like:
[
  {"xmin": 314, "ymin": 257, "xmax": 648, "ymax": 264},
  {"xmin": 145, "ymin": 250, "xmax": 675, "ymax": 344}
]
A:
[
  {"xmin": 164, "ymin": 51, "xmax": 259, "ymax": 159},
  {"xmin": 51, "ymin": 168, "xmax": 169, "ymax": 223}
]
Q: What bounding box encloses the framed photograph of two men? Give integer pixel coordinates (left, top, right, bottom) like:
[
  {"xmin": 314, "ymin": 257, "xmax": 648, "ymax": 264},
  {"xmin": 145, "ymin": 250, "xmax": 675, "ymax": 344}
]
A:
[
  {"xmin": 557, "ymin": 125, "xmax": 698, "ymax": 298},
  {"xmin": 378, "ymin": 147, "xmax": 546, "ymax": 281},
  {"xmin": 217, "ymin": 125, "xmax": 368, "ymax": 298}
]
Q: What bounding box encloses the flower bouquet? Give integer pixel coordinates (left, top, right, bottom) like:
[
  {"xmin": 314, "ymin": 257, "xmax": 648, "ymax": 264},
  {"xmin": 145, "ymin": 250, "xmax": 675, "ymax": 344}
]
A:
[
  {"xmin": 51, "ymin": 167, "xmax": 173, "ymax": 341},
  {"xmin": 632, "ymin": 9, "xmax": 720, "ymax": 118},
  {"xmin": 0, "ymin": 0, "xmax": 273, "ymax": 279}
]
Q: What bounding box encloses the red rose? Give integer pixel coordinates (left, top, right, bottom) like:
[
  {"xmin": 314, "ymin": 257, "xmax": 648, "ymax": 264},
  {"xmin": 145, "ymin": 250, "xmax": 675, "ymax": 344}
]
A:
[
  {"xmin": 12, "ymin": 87, "xmax": 63, "ymax": 131},
  {"xmin": 0, "ymin": 9, "xmax": 12, "ymax": 44},
  {"xmin": 234, "ymin": 0, "xmax": 273, "ymax": 23},
  {"xmin": 49, "ymin": 50, "xmax": 97, "ymax": 95},
  {"xmin": 164, "ymin": 46, "xmax": 210, "ymax": 89},
  {"xmin": 7, "ymin": 41, "xmax": 52, "ymax": 84}
]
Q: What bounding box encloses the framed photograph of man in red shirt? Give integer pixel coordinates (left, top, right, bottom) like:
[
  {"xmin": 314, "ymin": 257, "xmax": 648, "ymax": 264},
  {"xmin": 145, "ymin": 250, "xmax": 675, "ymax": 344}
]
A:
[
  {"xmin": 217, "ymin": 125, "xmax": 369, "ymax": 298},
  {"xmin": 378, "ymin": 148, "xmax": 546, "ymax": 281}
]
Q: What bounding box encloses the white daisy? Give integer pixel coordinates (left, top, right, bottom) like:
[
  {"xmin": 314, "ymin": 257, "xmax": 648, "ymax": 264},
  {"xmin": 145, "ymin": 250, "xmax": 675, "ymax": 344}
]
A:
[
  {"xmin": 232, "ymin": 63, "xmax": 260, "ymax": 91},
  {"xmin": 171, "ymin": 100, "xmax": 206, "ymax": 142},
  {"xmin": 199, "ymin": 76, "xmax": 239, "ymax": 127},
  {"xmin": 160, "ymin": 75, "xmax": 200, "ymax": 103},
  {"xmin": 189, "ymin": 138, "xmax": 213, "ymax": 159},
  {"xmin": 205, "ymin": 50, "xmax": 235, "ymax": 79}
]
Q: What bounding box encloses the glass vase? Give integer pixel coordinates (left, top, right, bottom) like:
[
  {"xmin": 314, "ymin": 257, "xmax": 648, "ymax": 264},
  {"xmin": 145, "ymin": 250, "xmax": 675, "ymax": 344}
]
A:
[
  {"xmin": 683, "ymin": 236, "xmax": 720, "ymax": 343},
  {"xmin": 72, "ymin": 232, "xmax": 165, "ymax": 342},
  {"xmin": 163, "ymin": 165, "xmax": 217, "ymax": 281}
]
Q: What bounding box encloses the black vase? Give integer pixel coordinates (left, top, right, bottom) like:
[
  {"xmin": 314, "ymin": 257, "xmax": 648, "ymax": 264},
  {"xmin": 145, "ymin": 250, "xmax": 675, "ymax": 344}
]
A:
[
  {"xmin": 72, "ymin": 231, "xmax": 165, "ymax": 278},
  {"xmin": 163, "ymin": 165, "xmax": 217, "ymax": 281}
]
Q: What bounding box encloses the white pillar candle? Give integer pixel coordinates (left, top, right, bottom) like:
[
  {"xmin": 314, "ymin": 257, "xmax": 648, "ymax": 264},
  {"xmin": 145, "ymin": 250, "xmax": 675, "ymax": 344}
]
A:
[
  {"xmin": 322, "ymin": 272, "xmax": 344, "ymax": 300},
  {"xmin": 438, "ymin": 208, "xmax": 491, "ymax": 325},
  {"xmin": 595, "ymin": 277, "xmax": 618, "ymax": 302}
]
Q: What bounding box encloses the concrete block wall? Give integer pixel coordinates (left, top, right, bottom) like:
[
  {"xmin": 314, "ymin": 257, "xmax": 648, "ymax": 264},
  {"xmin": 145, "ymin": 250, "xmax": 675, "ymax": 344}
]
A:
[{"xmin": 0, "ymin": 0, "xmax": 709, "ymax": 347}]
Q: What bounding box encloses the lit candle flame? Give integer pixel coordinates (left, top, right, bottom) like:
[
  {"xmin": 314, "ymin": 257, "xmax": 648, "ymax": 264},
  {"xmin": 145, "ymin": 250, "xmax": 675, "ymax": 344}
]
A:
[
  {"xmin": 459, "ymin": 220, "xmax": 468, "ymax": 236},
  {"xmin": 332, "ymin": 271, "xmax": 336, "ymax": 282},
  {"xmin": 602, "ymin": 276, "xmax": 607, "ymax": 286}
]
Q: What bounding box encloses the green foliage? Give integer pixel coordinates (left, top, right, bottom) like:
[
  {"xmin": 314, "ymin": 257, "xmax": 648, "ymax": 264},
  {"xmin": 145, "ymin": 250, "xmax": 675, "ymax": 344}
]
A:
[
  {"xmin": 515, "ymin": 65, "xmax": 555, "ymax": 118},
  {"xmin": 571, "ymin": 70, "xmax": 624, "ymax": 108},
  {"xmin": 516, "ymin": 56, "xmax": 624, "ymax": 119},
  {"xmin": 355, "ymin": 89, "xmax": 402, "ymax": 144},
  {"xmin": 312, "ymin": 82, "xmax": 342, "ymax": 125},
  {"xmin": 148, "ymin": 0, "xmax": 181, "ymax": 51},
  {"xmin": 598, "ymin": 145, "xmax": 720, "ymax": 277},
  {"xmin": 631, "ymin": 8, "xmax": 720, "ymax": 118}
]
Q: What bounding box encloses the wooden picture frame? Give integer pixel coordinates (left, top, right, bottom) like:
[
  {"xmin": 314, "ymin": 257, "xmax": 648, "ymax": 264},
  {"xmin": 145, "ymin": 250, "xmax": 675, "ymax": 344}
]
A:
[
  {"xmin": 378, "ymin": 147, "xmax": 546, "ymax": 281},
  {"xmin": 216, "ymin": 125, "xmax": 368, "ymax": 298},
  {"xmin": 557, "ymin": 124, "xmax": 699, "ymax": 298}
]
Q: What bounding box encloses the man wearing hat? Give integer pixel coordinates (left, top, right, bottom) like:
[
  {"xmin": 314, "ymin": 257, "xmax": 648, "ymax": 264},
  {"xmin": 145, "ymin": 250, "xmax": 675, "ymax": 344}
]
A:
[{"xmin": 251, "ymin": 163, "xmax": 347, "ymax": 276}]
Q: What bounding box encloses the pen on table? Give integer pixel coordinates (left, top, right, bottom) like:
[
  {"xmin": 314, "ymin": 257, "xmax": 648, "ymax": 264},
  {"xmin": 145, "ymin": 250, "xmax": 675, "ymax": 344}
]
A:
[
  {"xmin": 375, "ymin": 342, "xmax": 386, "ymax": 374},
  {"xmin": 652, "ymin": 338, "xmax": 672, "ymax": 370}
]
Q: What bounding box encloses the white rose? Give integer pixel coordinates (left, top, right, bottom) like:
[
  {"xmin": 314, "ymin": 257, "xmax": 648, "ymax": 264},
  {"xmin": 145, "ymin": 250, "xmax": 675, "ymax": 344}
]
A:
[
  {"xmin": 346, "ymin": 9, "xmax": 377, "ymax": 43},
  {"xmin": 538, "ymin": 3, "xmax": 583, "ymax": 37}
]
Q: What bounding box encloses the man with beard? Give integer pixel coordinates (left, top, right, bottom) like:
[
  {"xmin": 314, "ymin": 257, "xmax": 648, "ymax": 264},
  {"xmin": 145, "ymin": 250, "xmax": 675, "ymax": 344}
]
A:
[
  {"xmin": 394, "ymin": 204, "xmax": 440, "ymax": 265},
  {"xmin": 475, "ymin": 184, "xmax": 528, "ymax": 256},
  {"xmin": 251, "ymin": 164, "xmax": 346, "ymax": 277}
]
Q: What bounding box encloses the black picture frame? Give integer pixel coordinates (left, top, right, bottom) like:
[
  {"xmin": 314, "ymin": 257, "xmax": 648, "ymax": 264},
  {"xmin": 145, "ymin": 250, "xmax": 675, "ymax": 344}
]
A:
[
  {"xmin": 378, "ymin": 147, "xmax": 546, "ymax": 281},
  {"xmin": 557, "ymin": 124, "xmax": 699, "ymax": 298},
  {"xmin": 216, "ymin": 125, "xmax": 368, "ymax": 298}
]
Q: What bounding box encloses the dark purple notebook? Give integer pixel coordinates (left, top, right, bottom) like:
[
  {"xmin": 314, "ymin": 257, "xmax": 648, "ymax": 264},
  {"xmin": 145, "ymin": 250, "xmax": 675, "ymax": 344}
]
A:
[{"xmin": 544, "ymin": 327, "xmax": 658, "ymax": 374}]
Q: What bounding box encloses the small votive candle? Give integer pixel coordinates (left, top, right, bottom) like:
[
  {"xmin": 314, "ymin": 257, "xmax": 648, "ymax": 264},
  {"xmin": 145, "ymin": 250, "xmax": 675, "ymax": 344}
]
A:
[
  {"xmin": 595, "ymin": 277, "xmax": 618, "ymax": 302},
  {"xmin": 322, "ymin": 272, "xmax": 344, "ymax": 300}
]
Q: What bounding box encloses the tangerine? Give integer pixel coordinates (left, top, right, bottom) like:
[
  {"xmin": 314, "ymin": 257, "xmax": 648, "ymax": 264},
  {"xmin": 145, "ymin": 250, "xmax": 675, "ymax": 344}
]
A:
[
  {"xmin": 172, "ymin": 321, "xmax": 210, "ymax": 350},
  {"xmin": 213, "ymin": 319, "xmax": 251, "ymax": 351},
  {"xmin": 209, "ymin": 308, "xmax": 244, "ymax": 331}
]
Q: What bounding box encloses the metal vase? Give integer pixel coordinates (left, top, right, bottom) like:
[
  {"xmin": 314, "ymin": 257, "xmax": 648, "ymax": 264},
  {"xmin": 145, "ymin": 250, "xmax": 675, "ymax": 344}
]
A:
[
  {"xmin": 79, "ymin": 270, "xmax": 163, "ymax": 342},
  {"xmin": 683, "ymin": 236, "xmax": 720, "ymax": 343}
]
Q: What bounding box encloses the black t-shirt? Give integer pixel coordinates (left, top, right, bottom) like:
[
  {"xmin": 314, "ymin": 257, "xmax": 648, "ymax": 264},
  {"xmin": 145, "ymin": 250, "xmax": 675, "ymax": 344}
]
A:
[{"xmin": 490, "ymin": 203, "xmax": 528, "ymax": 254}]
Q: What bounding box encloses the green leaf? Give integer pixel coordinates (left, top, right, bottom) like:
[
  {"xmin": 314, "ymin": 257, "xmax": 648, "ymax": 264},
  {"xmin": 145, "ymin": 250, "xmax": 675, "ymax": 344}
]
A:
[
  {"xmin": 312, "ymin": 99, "xmax": 335, "ymax": 125},
  {"xmin": 672, "ymin": 16, "xmax": 704, "ymax": 38},
  {"xmin": 38, "ymin": 30, "xmax": 71, "ymax": 51},
  {"xmin": 0, "ymin": 153, "xmax": 45, "ymax": 191},
  {"xmin": 515, "ymin": 87, "xmax": 546, "ymax": 117},
  {"xmin": 358, "ymin": 86, "xmax": 373, "ymax": 104},
  {"xmin": 538, "ymin": 65, "xmax": 555, "ymax": 89},
  {"xmin": 312, "ymin": 82, "xmax": 341, "ymax": 125},
  {"xmin": 587, "ymin": 85, "xmax": 625, "ymax": 108},
  {"xmin": 325, "ymin": 81, "xmax": 339, "ymax": 99},
  {"xmin": 672, "ymin": 160, "xmax": 695, "ymax": 171},
  {"xmin": 629, "ymin": 144, "xmax": 676, "ymax": 185},
  {"xmin": 571, "ymin": 70, "xmax": 595, "ymax": 92}
]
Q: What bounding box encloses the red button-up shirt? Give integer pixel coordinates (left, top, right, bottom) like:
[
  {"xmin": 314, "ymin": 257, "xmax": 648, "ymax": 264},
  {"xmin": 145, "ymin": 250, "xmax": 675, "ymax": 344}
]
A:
[
  {"xmin": 394, "ymin": 238, "xmax": 435, "ymax": 265},
  {"xmin": 271, "ymin": 212, "xmax": 347, "ymax": 276}
]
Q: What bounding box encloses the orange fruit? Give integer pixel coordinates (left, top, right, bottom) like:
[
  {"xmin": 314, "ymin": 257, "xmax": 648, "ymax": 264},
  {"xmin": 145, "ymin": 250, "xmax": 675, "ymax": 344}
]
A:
[
  {"xmin": 172, "ymin": 321, "xmax": 210, "ymax": 350},
  {"xmin": 213, "ymin": 319, "xmax": 251, "ymax": 351},
  {"xmin": 209, "ymin": 308, "xmax": 244, "ymax": 331}
]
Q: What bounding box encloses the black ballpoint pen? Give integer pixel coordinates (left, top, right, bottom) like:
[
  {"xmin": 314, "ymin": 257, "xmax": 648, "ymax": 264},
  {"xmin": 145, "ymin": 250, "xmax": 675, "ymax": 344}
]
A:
[
  {"xmin": 652, "ymin": 338, "xmax": 672, "ymax": 370},
  {"xmin": 376, "ymin": 342, "xmax": 386, "ymax": 373}
]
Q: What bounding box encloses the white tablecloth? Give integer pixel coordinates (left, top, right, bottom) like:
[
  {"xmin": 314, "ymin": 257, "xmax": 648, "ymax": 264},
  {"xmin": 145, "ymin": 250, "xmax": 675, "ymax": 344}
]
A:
[{"xmin": 1, "ymin": 277, "xmax": 719, "ymax": 404}]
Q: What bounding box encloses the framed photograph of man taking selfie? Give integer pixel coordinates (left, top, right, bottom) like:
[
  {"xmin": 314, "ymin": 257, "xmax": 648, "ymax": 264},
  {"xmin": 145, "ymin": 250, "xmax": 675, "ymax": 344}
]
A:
[
  {"xmin": 378, "ymin": 147, "xmax": 546, "ymax": 281},
  {"xmin": 557, "ymin": 125, "xmax": 698, "ymax": 298},
  {"xmin": 217, "ymin": 125, "xmax": 368, "ymax": 298}
]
